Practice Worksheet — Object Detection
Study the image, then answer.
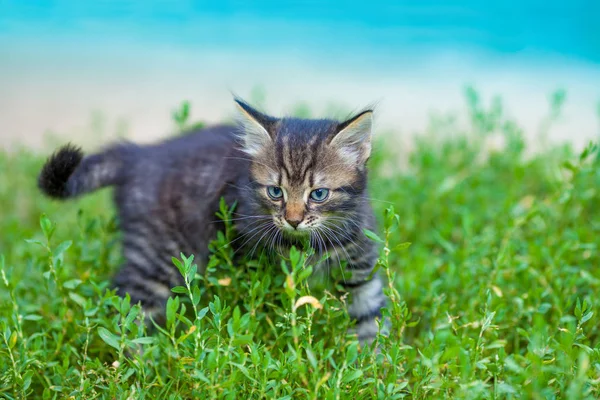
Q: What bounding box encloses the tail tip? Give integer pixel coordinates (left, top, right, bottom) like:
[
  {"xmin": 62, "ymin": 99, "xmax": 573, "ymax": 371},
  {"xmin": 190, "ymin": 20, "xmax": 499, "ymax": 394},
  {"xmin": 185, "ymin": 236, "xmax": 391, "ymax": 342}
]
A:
[{"xmin": 38, "ymin": 144, "xmax": 84, "ymax": 198}]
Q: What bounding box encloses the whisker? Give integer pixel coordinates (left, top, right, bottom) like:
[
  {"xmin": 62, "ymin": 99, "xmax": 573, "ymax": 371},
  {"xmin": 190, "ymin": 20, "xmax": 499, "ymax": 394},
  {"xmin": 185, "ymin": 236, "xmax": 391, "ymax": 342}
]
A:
[
  {"xmin": 269, "ymin": 229, "xmax": 283, "ymax": 257},
  {"xmin": 232, "ymin": 227, "xmax": 271, "ymax": 258},
  {"xmin": 271, "ymin": 229, "xmax": 285, "ymax": 258},
  {"xmin": 321, "ymin": 222, "xmax": 366, "ymax": 253},
  {"xmin": 336, "ymin": 186, "xmax": 395, "ymax": 205},
  {"xmin": 323, "ymin": 218, "xmax": 364, "ymax": 237},
  {"xmin": 320, "ymin": 225, "xmax": 354, "ymax": 262},
  {"xmin": 325, "ymin": 214, "xmax": 360, "ymax": 226},
  {"xmin": 235, "ymin": 212, "xmax": 274, "ymax": 217},
  {"xmin": 317, "ymin": 227, "xmax": 347, "ymax": 284},
  {"xmin": 312, "ymin": 229, "xmax": 329, "ymax": 279},
  {"xmin": 277, "ymin": 229, "xmax": 284, "ymax": 256},
  {"xmin": 217, "ymin": 220, "xmax": 272, "ymax": 253},
  {"xmin": 317, "ymin": 229, "xmax": 334, "ymax": 287},
  {"xmin": 248, "ymin": 224, "xmax": 279, "ymax": 259},
  {"xmin": 322, "ymin": 222, "xmax": 355, "ymax": 242},
  {"xmin": 324, "ymin": 215, "xmax": 362, "ymax": 228},
  {"xmin": 237, "ymin": 222, "xmax": 274, "ymax": 250},
  {"xmin": 360, "ymin": 196, "xmax": 395, "ymax": 205},
  {"xmin": 316, "ymin": 230, "xmax": 328, "ymax": 259},
  {"xmin": 310, "ymin": 230, "xmax": 321, "ymax": 258},
  {"xmin": 208, "ymin": 215, "xmax": 272, "ymax": 224}
]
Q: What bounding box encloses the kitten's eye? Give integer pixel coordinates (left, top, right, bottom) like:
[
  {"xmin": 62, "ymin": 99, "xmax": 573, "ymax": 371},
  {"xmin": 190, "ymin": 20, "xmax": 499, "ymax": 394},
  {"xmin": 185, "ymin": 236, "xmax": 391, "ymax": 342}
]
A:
[
  {"xmin": 267, "ymin": 186, "xmax": 283, "ymax": 200},
  {"xmin": 309, "ymin": 188, "xmax": 330, "ymax": 202}
]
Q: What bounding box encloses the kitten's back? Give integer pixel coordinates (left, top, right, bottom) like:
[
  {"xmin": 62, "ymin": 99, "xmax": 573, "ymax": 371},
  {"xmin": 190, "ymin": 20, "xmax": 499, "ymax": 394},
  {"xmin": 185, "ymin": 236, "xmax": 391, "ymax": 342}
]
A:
[
  {"xmin": 114, "ymin": 124, "xmax": 248, "ymax": 215},
  {"xmin": 39, "ymin": 124, "xmax": 245, "ymax": 201}
]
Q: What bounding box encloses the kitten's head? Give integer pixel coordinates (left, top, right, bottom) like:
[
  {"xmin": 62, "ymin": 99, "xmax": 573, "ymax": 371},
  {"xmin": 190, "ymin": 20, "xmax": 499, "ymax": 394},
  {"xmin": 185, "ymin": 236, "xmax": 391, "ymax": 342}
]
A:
[{"xmin": 234, "ymin": 99, "xmax": 373, "ymax": 240}]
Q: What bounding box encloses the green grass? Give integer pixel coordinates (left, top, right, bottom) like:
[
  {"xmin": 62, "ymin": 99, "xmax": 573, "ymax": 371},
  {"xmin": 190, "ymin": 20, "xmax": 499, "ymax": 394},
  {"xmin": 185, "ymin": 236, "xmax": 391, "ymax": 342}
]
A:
[{"xmin": 1, "ymin": 91, "xmax": 600, "ymax": 399}]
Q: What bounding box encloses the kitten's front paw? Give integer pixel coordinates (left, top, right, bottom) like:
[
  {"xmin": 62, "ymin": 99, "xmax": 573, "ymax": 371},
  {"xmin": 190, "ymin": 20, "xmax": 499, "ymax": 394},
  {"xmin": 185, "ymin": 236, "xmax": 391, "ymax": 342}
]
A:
[{"xmin": 350, "ymin": 316, "xmax": 389, "ymax": 349}]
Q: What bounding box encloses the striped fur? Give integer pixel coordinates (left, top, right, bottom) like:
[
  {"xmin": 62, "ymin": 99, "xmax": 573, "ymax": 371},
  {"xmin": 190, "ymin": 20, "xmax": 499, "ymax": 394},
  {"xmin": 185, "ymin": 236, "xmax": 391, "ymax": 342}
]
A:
[{"xmin": 38, "ymin": 100, "xmax": 386, "ymax": 344}]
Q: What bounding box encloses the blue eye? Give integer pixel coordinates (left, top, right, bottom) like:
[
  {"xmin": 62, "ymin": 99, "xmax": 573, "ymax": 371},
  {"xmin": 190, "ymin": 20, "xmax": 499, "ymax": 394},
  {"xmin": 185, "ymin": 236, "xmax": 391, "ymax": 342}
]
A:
[
  {"xmin": 310, "ymin": 188, "xmax": 330, "ymax": 202},
  {"xmin": 267, "ymin": 186, "xmax": 283, "ymax": 199}
]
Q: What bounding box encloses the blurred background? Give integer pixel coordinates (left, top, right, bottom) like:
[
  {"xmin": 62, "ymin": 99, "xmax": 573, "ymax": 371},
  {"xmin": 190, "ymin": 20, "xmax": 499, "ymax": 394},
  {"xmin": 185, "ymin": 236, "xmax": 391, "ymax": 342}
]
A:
[{"xmin": 1, "ymin": 1, "xmax": 599, "ymax": 150}]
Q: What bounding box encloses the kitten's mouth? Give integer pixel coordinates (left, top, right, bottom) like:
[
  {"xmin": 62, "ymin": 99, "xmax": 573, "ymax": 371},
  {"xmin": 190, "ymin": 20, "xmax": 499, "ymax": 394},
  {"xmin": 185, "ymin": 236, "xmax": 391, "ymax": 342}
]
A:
[
  {"xmin": 281, "ymin": 226, "xmax": 310, "ymax": 237},
  {"xmin": 277, "ymin": 221, "xmax": 311, "ymax": 238},
  {"xmin": 273, "ymin": 216, "xmax": 305, "ymax": 233}
]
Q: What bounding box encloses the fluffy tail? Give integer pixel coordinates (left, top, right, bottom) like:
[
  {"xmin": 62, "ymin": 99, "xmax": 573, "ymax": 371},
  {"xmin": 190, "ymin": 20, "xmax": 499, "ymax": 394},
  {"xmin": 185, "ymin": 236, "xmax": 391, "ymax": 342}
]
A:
[{"xmin": 38, "ymin": 144, "xmax": 125, "ymax": 199}]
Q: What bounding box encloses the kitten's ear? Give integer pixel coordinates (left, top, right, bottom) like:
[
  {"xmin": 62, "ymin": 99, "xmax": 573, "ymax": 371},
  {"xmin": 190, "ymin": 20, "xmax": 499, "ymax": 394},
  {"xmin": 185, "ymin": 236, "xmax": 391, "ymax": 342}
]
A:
[
  {"xmin": 234, "ymin": 98, "xmax": 276, "ymax": 155},
  {"xmin": 330, "ymin": 110, "xmax": 373, "ymax": 165}
]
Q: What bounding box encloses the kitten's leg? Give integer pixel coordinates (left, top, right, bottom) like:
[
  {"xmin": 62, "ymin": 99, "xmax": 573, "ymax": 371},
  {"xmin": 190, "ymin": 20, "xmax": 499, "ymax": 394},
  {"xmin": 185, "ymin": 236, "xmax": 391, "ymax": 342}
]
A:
[
  {"xmin": 343, "ymin": 273, "xmax": 387, "ymax": 345},
  {"xmin": 113, "ymin": 263, "xmax": 174, "ymax": 325},
  {"xmin": 112, "ymin": 263, "xmax": 175, "ymax": 359},
  {"xmin": 342, "ymin": 245, "xmax": 388, "ymax": 345},
  {"xmin": 113, "ymin": 225, "xmax": 189, "ymax": 325}
]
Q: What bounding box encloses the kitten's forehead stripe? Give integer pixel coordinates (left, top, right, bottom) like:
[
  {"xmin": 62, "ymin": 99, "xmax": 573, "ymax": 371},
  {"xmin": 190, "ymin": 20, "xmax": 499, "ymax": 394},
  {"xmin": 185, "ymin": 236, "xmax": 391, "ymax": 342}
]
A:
[
  {"xmin": 300, "ymin": 137, "xmax": 320, "ymax": 186},
  {"xmin": 274, "ymin": 120, "xmax": 337, "ymax": 189}
]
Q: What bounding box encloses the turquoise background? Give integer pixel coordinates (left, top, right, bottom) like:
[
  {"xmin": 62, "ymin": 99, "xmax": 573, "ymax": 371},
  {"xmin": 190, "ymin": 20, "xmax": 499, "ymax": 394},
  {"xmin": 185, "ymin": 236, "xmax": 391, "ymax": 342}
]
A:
[{"xmin": 2, "ymin": 1, "xmax": 598, "ymax": 63}]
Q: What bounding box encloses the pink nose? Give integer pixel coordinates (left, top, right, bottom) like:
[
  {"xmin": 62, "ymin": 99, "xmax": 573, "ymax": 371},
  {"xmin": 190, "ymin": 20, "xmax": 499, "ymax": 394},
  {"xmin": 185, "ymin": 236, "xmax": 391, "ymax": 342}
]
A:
[{"xmin": 286, "ymin": 218, "xmax": 301, "ymax": 229}]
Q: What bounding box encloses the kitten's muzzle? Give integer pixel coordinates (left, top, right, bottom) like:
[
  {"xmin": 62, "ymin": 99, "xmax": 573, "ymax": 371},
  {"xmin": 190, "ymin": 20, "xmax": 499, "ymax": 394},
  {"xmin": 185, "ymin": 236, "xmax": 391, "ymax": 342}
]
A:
[{"xmin": 285, "ymin": 218, "xmax": 302, "ymax": 229}]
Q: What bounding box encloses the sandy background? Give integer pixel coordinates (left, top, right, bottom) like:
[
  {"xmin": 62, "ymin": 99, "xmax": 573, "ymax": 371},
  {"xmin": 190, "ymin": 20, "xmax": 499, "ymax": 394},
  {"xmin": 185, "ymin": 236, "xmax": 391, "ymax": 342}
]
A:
[{"xmin": 2, "ymin": 38, "xmax": 599, "ymax": 152}]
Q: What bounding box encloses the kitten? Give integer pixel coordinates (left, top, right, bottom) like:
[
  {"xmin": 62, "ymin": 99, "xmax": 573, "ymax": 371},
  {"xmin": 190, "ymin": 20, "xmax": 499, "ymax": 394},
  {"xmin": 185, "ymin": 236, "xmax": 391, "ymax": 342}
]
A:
[{"xmin": 38, "ymin": 99, "xmax": 387, "ymax": 344}]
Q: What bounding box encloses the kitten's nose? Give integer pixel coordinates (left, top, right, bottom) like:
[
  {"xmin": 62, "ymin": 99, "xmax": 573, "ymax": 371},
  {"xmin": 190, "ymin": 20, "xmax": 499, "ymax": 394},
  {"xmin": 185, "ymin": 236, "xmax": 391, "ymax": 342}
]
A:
[
  {"xmin": 286, "ymin": 218, "xmax": 301, "ymax": 229},
  {"xmin": 285, "ymin": 203, "xmax": 304, "ymax": 229}
]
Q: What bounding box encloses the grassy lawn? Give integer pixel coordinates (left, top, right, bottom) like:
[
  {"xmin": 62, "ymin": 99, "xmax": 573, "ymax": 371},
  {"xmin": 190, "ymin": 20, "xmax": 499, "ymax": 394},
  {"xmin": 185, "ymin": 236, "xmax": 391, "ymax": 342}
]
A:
[{"xmin": 1, "ymin": 92, "xmax": 600, "ymax": 399}]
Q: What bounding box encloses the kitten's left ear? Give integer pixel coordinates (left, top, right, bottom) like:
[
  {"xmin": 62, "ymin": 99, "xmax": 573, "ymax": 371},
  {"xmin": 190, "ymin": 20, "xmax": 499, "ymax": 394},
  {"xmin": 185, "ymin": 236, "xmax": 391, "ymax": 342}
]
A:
[{"xmin": 330, "ymin": 110, "xmax": 373, "ymax": 165}]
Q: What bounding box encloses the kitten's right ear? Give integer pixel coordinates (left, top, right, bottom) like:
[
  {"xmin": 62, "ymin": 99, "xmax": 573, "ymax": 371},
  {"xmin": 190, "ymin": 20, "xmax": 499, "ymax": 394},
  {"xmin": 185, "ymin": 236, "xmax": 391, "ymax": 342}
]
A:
[
  {"xmin": 234, "ymin": 99, "xmax": 276, "ymax": 155},
  {"xmin": 330, "ymin": 110, "xmax": 373, "ymax": 166}
]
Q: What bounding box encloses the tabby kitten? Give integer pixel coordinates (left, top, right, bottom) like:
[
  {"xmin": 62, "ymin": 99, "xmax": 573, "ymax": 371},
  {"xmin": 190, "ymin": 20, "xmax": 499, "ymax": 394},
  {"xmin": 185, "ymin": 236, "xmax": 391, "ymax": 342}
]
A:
[{"xmin": 38, "ymin": 99, "xmax": 386, "ymax": 344}]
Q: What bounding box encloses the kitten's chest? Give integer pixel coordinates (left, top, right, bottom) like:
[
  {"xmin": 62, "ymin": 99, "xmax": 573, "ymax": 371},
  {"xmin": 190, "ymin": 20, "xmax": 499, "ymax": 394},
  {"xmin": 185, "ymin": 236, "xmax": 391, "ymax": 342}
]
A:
[{"xmin": 273, "ymin": 243, "xmax": 352, "ymax": 269}]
